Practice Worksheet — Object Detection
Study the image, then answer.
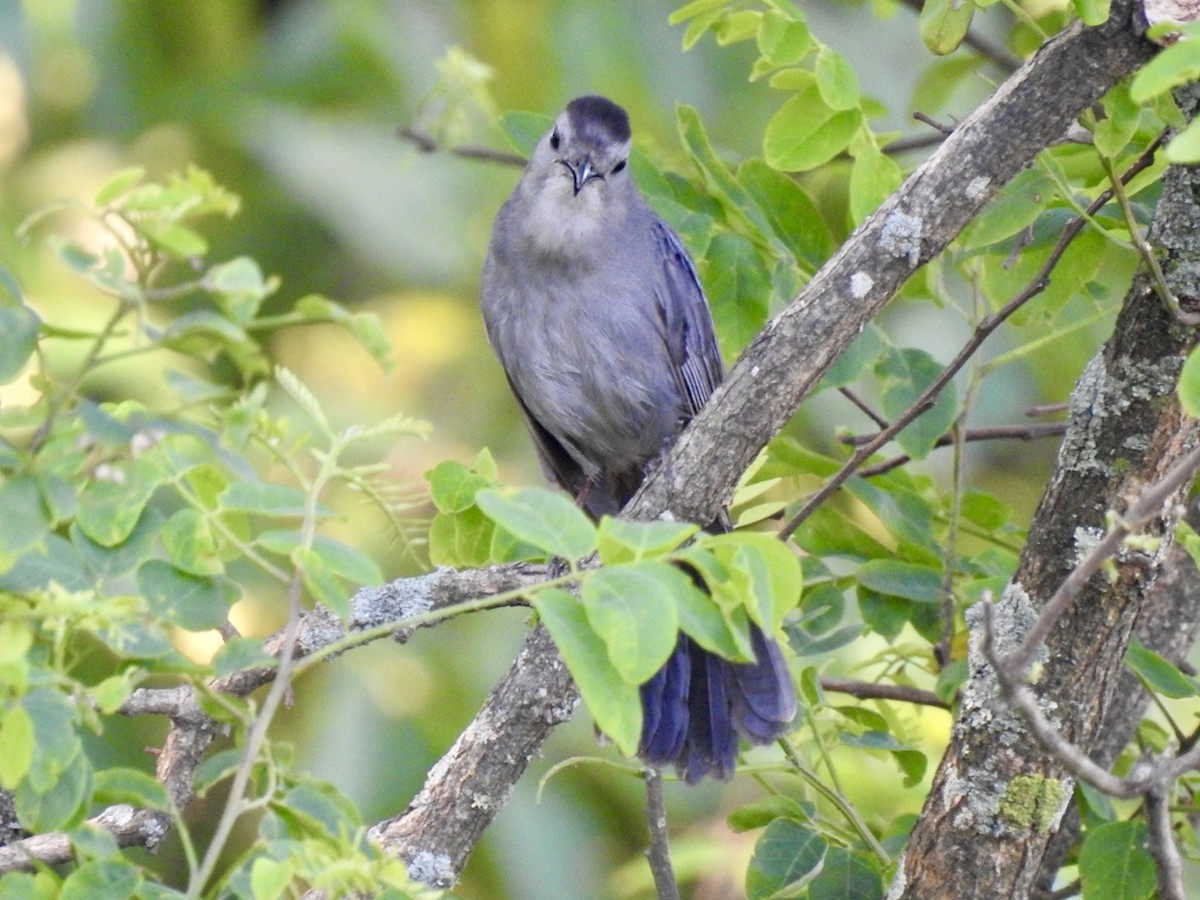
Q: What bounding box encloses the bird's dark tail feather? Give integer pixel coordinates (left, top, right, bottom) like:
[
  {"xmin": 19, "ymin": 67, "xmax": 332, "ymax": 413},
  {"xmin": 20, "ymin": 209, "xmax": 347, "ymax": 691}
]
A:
[{"xmin": 639, "ymin": 624, "xmax": 796, "ymax": 783}]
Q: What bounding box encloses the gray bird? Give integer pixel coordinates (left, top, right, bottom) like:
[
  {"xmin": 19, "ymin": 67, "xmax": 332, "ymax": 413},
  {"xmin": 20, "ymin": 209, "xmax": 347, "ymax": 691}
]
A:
[{"xmin": 480, "ymin": 95, "xmax": 795, "ymax": 781}]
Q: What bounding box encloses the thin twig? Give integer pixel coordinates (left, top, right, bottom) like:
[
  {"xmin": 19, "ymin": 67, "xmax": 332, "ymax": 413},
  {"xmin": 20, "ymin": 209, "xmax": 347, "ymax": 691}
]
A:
[
  {"xmin": 842, "ymin": 422, "xmax": 1068, "ymax": 447},
  {"xmin": 819, "ymin": 677, "xmax": 949, "ymax": 710},
  {"xmin": 1008, "ymin": 441, "xmax": 1200, "ymax": 674},
  {"xmin": 839, "ymin": 387, "xmax": 889, "ymax": 428},
  {"xmin": 643, "ymin": 768, "xmax": 680, "ymax": 900},
  {"xmin": 913, "ymin": 111, "xmax": 956, "ymax": 136},
  {"xmin": 397, "ymin": 126, "xmax": 526, "ymax": 167},
  {"xmin": 1146, "ymin": 784, "xmax": 1187, "ymax": 900},
  {"xmin": 778, "ymin": 133, "xmax": 1166, "ymax": 543},
  {"xmin": 981, "ymin": 604, "xmax": 1144, "ymax": 798},
  {"xmin": 1025, "ymin": 402, "xmax": 1069, "ymax": 417}
]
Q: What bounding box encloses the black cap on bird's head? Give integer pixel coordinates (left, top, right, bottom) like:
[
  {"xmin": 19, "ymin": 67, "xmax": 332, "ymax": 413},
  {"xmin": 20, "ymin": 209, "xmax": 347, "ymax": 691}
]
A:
[
  {"xmin": 565, "ymin": 96, "xmax": 631, "ymax": 146},
  {"xmin": 546, "ymin": 95, "xmax": 632, "ymax": 196}
]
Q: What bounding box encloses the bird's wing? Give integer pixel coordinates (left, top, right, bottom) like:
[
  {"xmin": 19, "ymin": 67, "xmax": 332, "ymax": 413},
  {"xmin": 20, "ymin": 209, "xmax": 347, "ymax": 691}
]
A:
[{"xmin": 653, "ymin": 220, "xmax": 724, "ymax": 418}]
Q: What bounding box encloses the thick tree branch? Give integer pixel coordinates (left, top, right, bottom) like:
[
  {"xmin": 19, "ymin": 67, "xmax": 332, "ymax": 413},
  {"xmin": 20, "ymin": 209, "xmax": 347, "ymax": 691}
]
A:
[{"xmin": 895, "ymin": 77, "xmax": 1200, "ymax": 899}]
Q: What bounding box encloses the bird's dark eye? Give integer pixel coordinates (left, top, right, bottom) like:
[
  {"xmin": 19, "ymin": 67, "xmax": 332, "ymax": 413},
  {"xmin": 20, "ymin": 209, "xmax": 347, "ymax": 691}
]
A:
[
  {"xmin": 550, "ymin": 129, "xmax": 561, "ymax": 151},
  {"xmin": 611, "ymin": 159, "xmax": 627, "ymax": 174}
]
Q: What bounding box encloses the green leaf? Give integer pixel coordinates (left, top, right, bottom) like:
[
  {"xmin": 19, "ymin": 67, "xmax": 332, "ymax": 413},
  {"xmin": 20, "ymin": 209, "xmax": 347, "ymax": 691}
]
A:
[
  {"xmin": 94, "ymin": 166, "xmax": 146, "ymax": 205},
  {"xmin": 22, "ymin": 686, "xmax": 81, "ymax": 792},
  {"xmin": 137, "ymin": 560, "xmax": 234, "ymax": 631},
  {"xmin": 475, "ymin": 487, "xmax": 597, "ymax": 561},
  {"xmin": 919, "ymin": 0, "xmax": 976, "ymax": 55},
  {"xmin": 1125, "ymin": 637, "xmax": 1200, "ymax": 698},
  {"xmin": 1079, "ymin": 820, "xmax": 1156, "ymax": 900},
  {"xmin": 294, "ymin": 546, "xmax": 349, "ymax": 616},
  {"xmin": 858, "ymin": 588, "xmax": 912, "ymax": 642},
  {"xmin": 259, "ymin": 531, "xmax": 381, "ymax": 586},
  {"xmin": 15, "ymin": 750, "xmax": 91, "ymax": 832},
  {"xmin": 429, "ymin": 507, "xmax": 495, "ymax": 567},
  {"xmin": 764, "ymin": 85, "xmax": 863, "ymax": 172},
  {"xmin": 728, "ymin": 794, "xmax": 811, "ymax": 832},
  {"xmin": 0, "ymin": 703, "xmax": 34, "ymax": 789},
  {"xmin": 291, "ymin": 296, "xmax": 395, "ymax": 372},
  {"xmin": 161, "ymin": 508, "xmax": 224, "ymax": 576},
  {"xmin": 1094, "ymin": 83, "xmax": 1141, "ymax": 158},
  {"xmin": 596, "ymin": 518, "xmax": 698, "ymax": 564},
  {"xmin": 849, "ymin": 139, "xmax": 902, "ymax": 225},
  {"xmin": 745, "ymin": 819, "xmax": 827, "ymax": 899},
  {"xmin": 205, "ymin": 256, "xmax": 271, "ymax": 324},
  {"xmin": 251, "ymin": 858, "xmax": 294, "ymax": 900},
  {"xmin": 911, "ymin": 56, "xmax": 984, "ymax": 116},
  {"xmin": 0, "ymin": 305, "xmax": 41, "ymax": 384},
  {"xmin": 76, "ymin": 472, "xmax": 157, "ymax": 547},
  {"xmin": 212, "ymin": 636, "xmax": 276, "ymax": 678},
  {"xmin": 90, "ymin": 672, "xmax": 138, "ymax": 715},
  {"xmin": 669, "ymin": 0, "xmax": 731, "ymax": 25},
  {"xmin": 143, "ymin": 221, "xmax": 208, "ymax": 258},
  {"xmin": 856, "ymin": 559, "xmax": 944, "ymax": 603},
  {"xmin": 703, "ymin": 231, "xmax": 772, "ymax": 355},
  {"xmin": 674, "ymin": 571, "xmax": 749, "ymax": 660},
  {"xmin": 960, "ymin": 490, "xmax": 1012, "ymax": 530},
  {"xmin": 705, "ymin": 531, "xmax": 803, "ymax": 628},
  {"xmin": 716, "ymin": 10, "xmax": 761, "ymax": 45},
  {"xmin": 959, "ymin": 168, "xmax": 1055, "ymax": 250},
  {"xmin": 193, "ymin": 748, "xmax": 243, "ymax": 795},
  {"xmin": 1178, "ymin": 344, "xmax": 1200, "ymax": 418},
  {"xmin": 425, "ymin": 458, "xmax": 492, "ymax": 513},
  {"xmin": 736, "ymin": 158, "xmax": 834, "ymax": 268},
  {"xmin": 820, "ymin": 325, "xmax": 886, "ymax": 390},
  {"xmin": 1072, "ymin": 0, "xmax": 1111, "ymax": 27},
  {"xmin": 219, "ymin": 481, "xmax": 312, "ymax": 516},
  {"xmin": 876, "ymin": 347, "xmax": 958, "ymax": 460},
  {"xmin": 93, "ymin": 767, "xmax": 170, "ymax": 811},
  {"xmin": 808, "ymin": 847, "xmax": 884, "ymax": 899},
  {"xmin": 60, "ymin": 860, "xmax": 140, "ymax": 900},
  {"xmin": 814, "ymin": 45, "xmax": 859, "ymax": 111},
  {"xmin": 0, "ymin": 476, "xmax": 50, "ymax": 558},
  {"xmin": 583, "ymin": 563, "xmax": 680, "ymax": 684},
  {"xmin": 1166, "ymin": 116, "xmax": 1200, "ymax": 164},
  {"xmin": 756, "ymin": 10, "xmax": 811, "ymax": 66},
  {"xmin": 534, "ymin": 588, "xmax": 641, "ymax": 755},
  {"xmin": 1130, "ymin": 38, "xmax": 1200, "ymax": 103}
]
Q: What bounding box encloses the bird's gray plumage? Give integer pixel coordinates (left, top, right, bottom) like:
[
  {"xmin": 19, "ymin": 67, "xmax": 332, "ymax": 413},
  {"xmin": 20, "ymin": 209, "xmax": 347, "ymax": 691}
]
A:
[{"xmin": 480, "ymin": 96, "xmax": 794, "ymax": 780}]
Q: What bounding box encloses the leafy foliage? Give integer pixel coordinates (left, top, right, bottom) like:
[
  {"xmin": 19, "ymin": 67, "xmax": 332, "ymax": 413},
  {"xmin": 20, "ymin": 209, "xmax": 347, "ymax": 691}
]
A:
[
  {"xmin": 3, "ymin": 1, "xmax": 1197, "ymax": 898},
  {"xmin": 0, "ymin": 170, "xmax": 432, "ymax": 896}
]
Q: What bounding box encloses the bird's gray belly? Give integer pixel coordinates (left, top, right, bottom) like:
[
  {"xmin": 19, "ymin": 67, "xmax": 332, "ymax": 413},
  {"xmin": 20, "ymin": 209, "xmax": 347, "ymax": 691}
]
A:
[{"xmin": 500, "ymin": 303, "xmax": 681, "ymax": 475}]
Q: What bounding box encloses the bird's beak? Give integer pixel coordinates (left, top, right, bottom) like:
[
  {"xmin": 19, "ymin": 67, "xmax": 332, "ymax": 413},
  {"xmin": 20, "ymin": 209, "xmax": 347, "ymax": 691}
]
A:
[{"xmin": 565, "ymin": 157, "xmax": 595, "ymax": 195}]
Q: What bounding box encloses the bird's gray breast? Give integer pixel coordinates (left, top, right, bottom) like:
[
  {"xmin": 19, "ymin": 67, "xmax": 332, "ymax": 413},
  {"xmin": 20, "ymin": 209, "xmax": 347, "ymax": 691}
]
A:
[{"xmin": 482, "ymin": 236, "xmax": 684, "ymax": 476}]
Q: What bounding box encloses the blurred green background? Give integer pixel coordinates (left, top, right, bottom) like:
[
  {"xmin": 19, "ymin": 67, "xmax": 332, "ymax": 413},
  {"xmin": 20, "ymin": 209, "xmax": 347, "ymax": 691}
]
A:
[{"xmin": 0, "ymin": 1, "xmax": 1097, "ymax": 897}]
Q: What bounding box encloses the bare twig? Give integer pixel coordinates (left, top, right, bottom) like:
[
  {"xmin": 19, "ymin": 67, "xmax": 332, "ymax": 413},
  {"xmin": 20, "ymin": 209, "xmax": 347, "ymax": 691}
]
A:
[
  {"xmin": 842, "ymin": 422, "xmax": 1068, "ymax": 447},
  {"xmin": 1146, "ymin": 785, "xmax": 1187, "ymax": 900},
  {"xmin": 839, "ymin": 386, "xmax": 889, "ymax": 428},
  {"xmin": 819, "ymin": 677, "xmax": 949, "ymax": 710},
  {"xmin": 644, "ymin": 769, "xmax": 681, "ymax": 900},
  {"xmin": 854, "ymin": 422, "xmax": 1068, "ymax": 477},
  {"xmin": 913, "ymin": 111, "xmax": 956, "ymax": 136},
  {"xmin": 397, "ymin": 126, "xmax": 526, "ymax": 167},
  {"xmin": 1025, "ymin": 402, "xmax": 1069, "ymax": 417},
  {"xmin": 1007, "ymin": 441, "xmax": 1200, "ymax": 675}
]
